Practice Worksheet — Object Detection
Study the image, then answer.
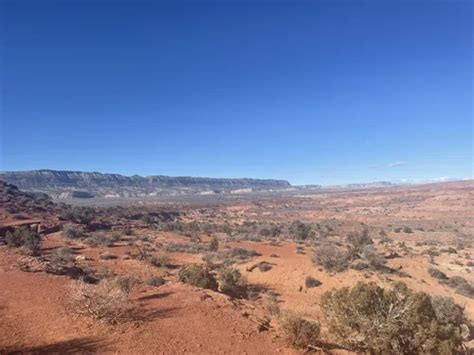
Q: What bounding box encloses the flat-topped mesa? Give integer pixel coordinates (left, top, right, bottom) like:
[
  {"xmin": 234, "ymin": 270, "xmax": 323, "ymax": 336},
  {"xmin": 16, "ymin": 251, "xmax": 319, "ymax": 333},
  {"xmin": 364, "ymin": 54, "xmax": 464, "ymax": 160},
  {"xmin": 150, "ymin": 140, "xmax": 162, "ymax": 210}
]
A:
[{"xmin": 0, "ymin": 170, "xmax": 292, "ymax": 198}]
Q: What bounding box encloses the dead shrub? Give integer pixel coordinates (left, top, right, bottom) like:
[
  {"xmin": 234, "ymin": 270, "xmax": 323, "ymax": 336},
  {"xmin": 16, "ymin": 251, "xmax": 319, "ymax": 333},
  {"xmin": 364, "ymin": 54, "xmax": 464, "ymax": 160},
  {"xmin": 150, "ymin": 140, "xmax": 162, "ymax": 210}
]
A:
[
  {"xmin": 46, "ymin": 247, "xmax": 75, "ymax": 273},
  {"xmin": 95, "ymin": 267, "xmax": 115, "ymax": 280},
  {"xmin": 346, "ymin": 229, "xmax": 373, "ymax": 259},
  {"xmin": 115, "ymin": 275, "xmax": 141, "ymax": 293},
  {"xmin": 266, "ymin": 291, "xmax": 280, "ymax": 315},
  {"xmin": 280, "ymin": 313, "xmax": 321, "ymax": 348},
  {"xmin": 70, "ymin": 277, "xmax": 133, "ymax": 323}
]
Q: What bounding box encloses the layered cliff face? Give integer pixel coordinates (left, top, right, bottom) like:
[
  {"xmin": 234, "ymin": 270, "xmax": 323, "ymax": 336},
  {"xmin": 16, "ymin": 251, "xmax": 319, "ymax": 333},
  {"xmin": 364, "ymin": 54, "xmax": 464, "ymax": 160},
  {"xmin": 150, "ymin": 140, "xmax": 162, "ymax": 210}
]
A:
[{"xmin": 0, "ymin": 170, "xmax": 291, "ymax": 198}]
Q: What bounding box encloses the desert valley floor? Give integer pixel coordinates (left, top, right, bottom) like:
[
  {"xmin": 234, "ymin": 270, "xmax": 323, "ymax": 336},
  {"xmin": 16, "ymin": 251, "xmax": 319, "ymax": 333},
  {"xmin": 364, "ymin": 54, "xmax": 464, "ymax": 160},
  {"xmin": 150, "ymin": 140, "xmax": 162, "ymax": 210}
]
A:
[{"xmin": 0, "ymin": 180, "xmax": 473, "ymax": 354}]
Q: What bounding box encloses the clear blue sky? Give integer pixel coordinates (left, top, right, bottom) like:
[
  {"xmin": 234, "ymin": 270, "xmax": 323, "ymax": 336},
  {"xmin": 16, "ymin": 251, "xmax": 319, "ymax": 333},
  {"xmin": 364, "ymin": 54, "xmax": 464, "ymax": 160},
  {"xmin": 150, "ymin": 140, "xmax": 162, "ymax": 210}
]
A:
[{"xmin": 1, "ymin": 0, "xmax": 472, "ymax": 185}]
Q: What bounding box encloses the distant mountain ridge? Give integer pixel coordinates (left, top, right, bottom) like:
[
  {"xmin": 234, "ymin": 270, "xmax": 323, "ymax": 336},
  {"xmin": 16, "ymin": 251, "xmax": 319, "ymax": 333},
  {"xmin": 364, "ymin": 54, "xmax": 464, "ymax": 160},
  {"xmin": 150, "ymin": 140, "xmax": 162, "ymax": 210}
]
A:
[{"xmin": 0, "ymin": 170, "xmax": 292, "ymax": 198}]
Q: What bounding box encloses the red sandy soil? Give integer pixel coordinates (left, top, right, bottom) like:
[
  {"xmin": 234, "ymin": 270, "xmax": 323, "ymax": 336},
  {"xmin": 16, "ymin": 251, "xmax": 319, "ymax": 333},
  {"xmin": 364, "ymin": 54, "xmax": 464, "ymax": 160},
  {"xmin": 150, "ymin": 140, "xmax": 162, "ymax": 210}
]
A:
[{"xmin": 0, "ymin": 246, "xmax": 298, "ymax": 354}]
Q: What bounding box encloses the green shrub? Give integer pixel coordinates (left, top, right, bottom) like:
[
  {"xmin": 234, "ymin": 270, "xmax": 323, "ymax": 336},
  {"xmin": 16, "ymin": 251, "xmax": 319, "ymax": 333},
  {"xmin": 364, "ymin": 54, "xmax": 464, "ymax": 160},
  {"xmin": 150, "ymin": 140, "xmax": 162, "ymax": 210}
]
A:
[
  {"xmin": 350, "ymin": 259, "xmax": 371, "ymax": 270},
  {"xmin": 164, "ymin": 242, "xmax": 209, "ymax": 254},
  {"xmin": 218, "ymin": 266, "xmax": 242, "ymax": 294},
  {"xmin": 209, "ymin": 236, "xmax": 219, "ymax": 252},
  {"xmin": 379, "ymin": 234, "xmax": 393, "ymax": 244},
  {"xmin": 149, "ymin": 255, "xmax": 172, "ymax": 268},
  {"xmin": 258, "ymin": 262, "xmax": 272, "ymax": 272},
  {"xmin": 45, "ymin": 246, "xmax": 75, "ymax": 274},
  {"xmin": 359, "ymin": 246, "xmax": 387, "ymax": 270},
  {"xmin": 296, "ymin": 245, "xmax": 305, "ymax": 255},
  {"xmin": 147, "ymin": 276, "xmax": 166, "ymax": 287},
  {"xmin": 225, "ymin": 247, "xmax": 261, "ymax": 261},
  {"xmin": 445, "ymin": 276, "xmax": 474, "ymax": 298},
  {"xmin": 5, "ymin": 227, "xmax": 41, "ymax": 255},
  {"xmin": 62, "ymin": 206, "xmax": 96, "ymax": 224},
  {"xmin": 62, "ymin": 223, "xmax": 83, "ymax": 239},
  {"xmin": 178, "ymin": 264, "xmax": 218, "ymax": 290},
  {"xmin": 424, "ymin": 247, "xmax": 440, "ymax": 257},
  {"xmin": 84, "ymin": 233, "xmax": 113, "ymax": 247},
  {"xmin": 13, "ymin": 213, "xmax": 29, "ymax": 220},
  {"xmin": 259, "ymin": 225, "xmax": 281, "ymax": 238},
  {"xmin": 428, "ymin": 267, "xmax": 448, "ymax": 280},
  {"xmin": 431, "ymin": 296, "xmax": 465, "ymax": 325},
  {"xmin": 110, "ymin": 231, "xmax": 122, "ymax": 243},
  {"xmin": 423, "ymin": 247, "xmax": 441, "ymax": 262},
  {"xmin": 289, "ymin": 221, "xmax": 315, "ymax": 241},
  {"xmin": 321, "ymin": 281, "xmax": 466, "ymax": 354},
  {"xmin": 122, "ymin": 225, "xmax": 133, "ymax": 236},
  {"xmin": 313, "ymin": 244, "xmax": 349, "ymax": 272},
  {"xmin": 51, "ymin": 246, "xmax": 74, "ymax": 265},
  {"xmin": 99, "ymin": 252, "xmax": 117, "ymax": 260}
]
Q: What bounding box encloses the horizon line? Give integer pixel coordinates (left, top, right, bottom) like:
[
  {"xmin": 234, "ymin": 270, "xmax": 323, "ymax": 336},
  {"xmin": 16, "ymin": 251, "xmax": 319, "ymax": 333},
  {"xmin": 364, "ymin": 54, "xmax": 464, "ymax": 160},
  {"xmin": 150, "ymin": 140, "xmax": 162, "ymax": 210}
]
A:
[{"xmin": 0, "ymin": 168, "xmax": 471, "ymax": 187}]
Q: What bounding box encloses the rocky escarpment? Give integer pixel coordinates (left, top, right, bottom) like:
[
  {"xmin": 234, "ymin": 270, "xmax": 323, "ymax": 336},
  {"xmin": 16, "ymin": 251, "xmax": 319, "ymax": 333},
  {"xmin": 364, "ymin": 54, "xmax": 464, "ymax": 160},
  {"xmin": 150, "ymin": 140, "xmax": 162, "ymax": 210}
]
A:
[{"xmin": 0, "ymin": 170, "xmax": 292, "ymax": 198}]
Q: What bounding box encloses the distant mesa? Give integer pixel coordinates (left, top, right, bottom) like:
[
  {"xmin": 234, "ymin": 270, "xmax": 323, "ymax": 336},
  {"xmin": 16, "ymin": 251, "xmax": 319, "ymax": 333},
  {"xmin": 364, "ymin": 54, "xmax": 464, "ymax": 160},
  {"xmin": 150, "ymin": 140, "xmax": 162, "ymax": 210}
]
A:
[{"xmin": 0, "ymin": 169, "xmax": 291, "ymax": 199}]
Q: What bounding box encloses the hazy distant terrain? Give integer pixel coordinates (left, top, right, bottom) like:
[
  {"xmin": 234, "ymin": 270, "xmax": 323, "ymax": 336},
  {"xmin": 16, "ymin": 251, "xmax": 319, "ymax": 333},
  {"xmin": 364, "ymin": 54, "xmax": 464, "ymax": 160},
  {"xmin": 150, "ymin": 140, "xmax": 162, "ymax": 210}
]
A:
[
  {"xmin": 0, "ymin": 170, "xmax": 292, "ymax": 199},
  {"xmin": 0, "ymin": 170, "xmax": 405, "ymax": 202}
]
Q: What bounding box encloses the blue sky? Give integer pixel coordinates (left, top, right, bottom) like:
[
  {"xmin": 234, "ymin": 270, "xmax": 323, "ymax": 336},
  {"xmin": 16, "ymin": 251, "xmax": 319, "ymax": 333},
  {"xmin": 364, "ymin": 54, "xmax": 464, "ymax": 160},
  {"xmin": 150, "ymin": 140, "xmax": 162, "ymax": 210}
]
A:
[{"xmin": 1, "ymin": 0, "xmax": 472, "ymax": 185}]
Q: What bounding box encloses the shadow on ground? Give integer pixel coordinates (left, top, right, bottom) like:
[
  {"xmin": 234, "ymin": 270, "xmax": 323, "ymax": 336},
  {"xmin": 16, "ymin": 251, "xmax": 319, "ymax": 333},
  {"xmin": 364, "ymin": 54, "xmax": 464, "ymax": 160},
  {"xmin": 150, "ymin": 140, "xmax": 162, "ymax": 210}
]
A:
[{"xmin": 3, "ymin": 336, "xmax": 111, "ymax": 354}]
